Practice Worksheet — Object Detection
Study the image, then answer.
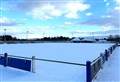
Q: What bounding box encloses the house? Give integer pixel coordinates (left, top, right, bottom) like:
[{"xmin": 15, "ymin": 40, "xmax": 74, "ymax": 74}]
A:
[
  {"xmin": 82, "ymin": 38, "xmax": 96, "ymax": 43},
  {"xmin": 98, "ymin": 39, "xmax": 107, "ymax": 43}
]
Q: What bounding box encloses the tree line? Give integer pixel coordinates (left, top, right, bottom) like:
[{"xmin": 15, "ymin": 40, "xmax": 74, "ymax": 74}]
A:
[
  {"xmin": 0, "ymin": 35, "xmax": 70, "ymax": 41},
  {"xmin": 107, "ymin": 35, "xmax": 120, "ymax": 42},
  {"xmin": 0, "ymin": 34, "xmax": 120, "ymax": 42},
  {"xmin": 0, "ymin": 35, "xmax": 17, "ymax": 41}
]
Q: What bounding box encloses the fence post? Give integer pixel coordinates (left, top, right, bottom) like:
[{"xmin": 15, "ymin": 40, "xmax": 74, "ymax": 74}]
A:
[
  {"xmin": 32, "ymin": 56, "xmax": 35, "ymax": 73},
  {"xmin": 112, "ymin": 46, "xmax": 114, "ymax": 51},
  {"xmin": 86, "ymin": 61, "xmax": 91, "ymax": 82},
  {"xmin": 105, "ymin": 50, "xmax": 108, "ymax": 61},
  {"xmin": 110, "ymin": 47, "xmax": 112, "ymax": 54},
  {"xmin": 108, "ymin": 48, "xmax": 110, "ymax": 57},
  {"xmin": 4, "ymin": 53, "xmax": 8, "ymax": 67},
  {"xmin": 111, "ymin": 46, "xmax": 113, "ymax": 54},
  {"xmin": 100, "ymin": 53, "xmax": 103, "ymax": 69}
]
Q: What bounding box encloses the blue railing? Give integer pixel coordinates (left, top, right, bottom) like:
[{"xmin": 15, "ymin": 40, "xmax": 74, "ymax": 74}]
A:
[{"xmin": 86, "ymin": 43, "xmax": 118, "ymax": 82}]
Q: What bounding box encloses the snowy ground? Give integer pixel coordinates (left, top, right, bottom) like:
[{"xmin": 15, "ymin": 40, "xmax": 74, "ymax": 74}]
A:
[{"xmin": 0, "ymin": 43, "xmax": 118, "ymax": 82}]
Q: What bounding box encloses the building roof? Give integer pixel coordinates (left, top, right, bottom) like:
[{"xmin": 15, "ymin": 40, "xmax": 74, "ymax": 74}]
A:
[
  {"xmin": 71, "ymin": 37, "xmax": 80, "ymax": 41},
  {"xmin": 83, "ymin": 38, "xmax": 95, "ymax": 41},
  {"xmin": 98, "ymin": 39, "xmax": 107, "ymax": 42}
]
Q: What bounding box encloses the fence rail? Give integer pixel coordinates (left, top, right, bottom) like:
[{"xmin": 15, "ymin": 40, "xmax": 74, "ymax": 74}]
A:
[
  {"xmin": 0, "ymin": 54, "xmax": 86, "ymax": 66},
  {"xmin": 0, "ymin": 54, "xmax": 31, "ymax": 60},
  {"xmin": 91, "ymin": 56, "xmax": 101, "ymax": 64},
  {"xmin": 35, "ymin": 58, "xmax": 86, "ymax": 66}
]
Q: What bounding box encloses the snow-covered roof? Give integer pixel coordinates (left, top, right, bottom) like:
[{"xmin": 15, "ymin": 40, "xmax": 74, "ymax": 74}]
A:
[
  {"xmin": 71, "ymin": 37, "xmax": 80, "ymax": 41},
  {"xmin": 83, "ymin": 38, "xmax": 95, "ymax": 41},
  {"xmin": 99, "ymin": 39, "xmax": 106, "ymax": 41},
  {"xmin": 98, "ymin": 40, "xmax": 107, "ymax": 42}
]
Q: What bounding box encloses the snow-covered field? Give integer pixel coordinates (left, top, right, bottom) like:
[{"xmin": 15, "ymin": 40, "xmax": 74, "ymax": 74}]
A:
[{"xmin": 0, "ymin": 43, "xmax": 118, "ymax": 82}]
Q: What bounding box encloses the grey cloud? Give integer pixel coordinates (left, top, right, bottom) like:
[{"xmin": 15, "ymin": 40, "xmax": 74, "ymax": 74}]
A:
[
  {"xmin": 79, "ymin": 9, "xmax": 120, "ymax": 28},
  {"xmin": 3, "ymin": 0, "xmax": 68, "ymax": 12},
  {"xmin": 94, "ymin": 29, "xmax": 119, "ymax": 35},
  {"xmin": 70, "ymin": 29, "xmax": 119, "ymax": 36},
  {"xmin": 0, "ymin": 20, "xmax": 25, "ymax": 26},
  {"xmin": 0, "ymin": 22, "xmax": 24, "ymax": 26},
  {"xmin": 2, "ymin": 0, "xmax": 88, "ymax": 20},
  {"xmin": 3, "ymin": 1, "xmax": 43, "ymax": 12}
]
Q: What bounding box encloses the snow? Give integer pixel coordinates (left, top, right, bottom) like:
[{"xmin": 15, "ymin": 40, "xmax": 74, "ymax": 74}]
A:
[
  {"xmin": 1, "ymin": 43, "xmax": 113, "ymax": 64},
  {"xmin": 0, "ymin": 43, "xmax": 118, "ymax": 82}
]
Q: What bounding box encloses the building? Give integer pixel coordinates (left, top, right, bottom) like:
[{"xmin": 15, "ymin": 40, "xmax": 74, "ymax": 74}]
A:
[
  {"xmin": 97, "ymin": 39, "xmax": 107, "ymax": 43},
  {"xmin": 71, "ymin": 37, "xmax": 81, "ymax": 43},
  {"xmin": 82, "ymin": 38, "xmax": 95, "ymax": 43}
]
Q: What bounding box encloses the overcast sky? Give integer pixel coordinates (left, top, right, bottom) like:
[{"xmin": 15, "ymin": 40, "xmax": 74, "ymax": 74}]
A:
[{"xmin": 0, "ymin": 0, "xmax": 120, "ymax": 39}]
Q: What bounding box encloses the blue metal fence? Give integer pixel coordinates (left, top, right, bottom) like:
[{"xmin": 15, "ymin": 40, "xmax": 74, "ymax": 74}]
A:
[
  {"xmin": 7, "ymin": 57, "xmax": 31, "ymax": 71},
  {"xmin": 0, "ymin": 56, "xmax": 5, "ymax": 65},
  {"xmin": 86, "ymin": 43, "xmax": 118, "ymax": 82},
  {"xmin": 0, "ymin": 53, "xmax": 32, "ymax": 72},
  {"xmin": 101, "ymin": 53, "xmax": 106, "ymax": 64}
]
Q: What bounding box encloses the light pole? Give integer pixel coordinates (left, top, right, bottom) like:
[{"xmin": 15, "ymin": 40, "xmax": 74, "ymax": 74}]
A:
[
  {"xmin": 43, "ymin": 33, "xmax": 45, "ymax": 38},
  {"xmin": 4, "ymin": 29, "xmax": 7, "ymax": 43},
  {"xmin": 26, "ymin": 31, "xmax": 28, "ymax": 40},
  {"xmin": 71, "ymin": 33, "xmax": 73, "ymax": 38},
  {"xmin": 92, "ymin": 32, "xmax": 94, "ymax": 41}
]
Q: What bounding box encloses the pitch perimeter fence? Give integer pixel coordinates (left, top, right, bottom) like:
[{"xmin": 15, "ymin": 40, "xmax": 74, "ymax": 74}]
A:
[{"xmin": 0, "ymin": 43, "xmax": 118, "ymax": 82}]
